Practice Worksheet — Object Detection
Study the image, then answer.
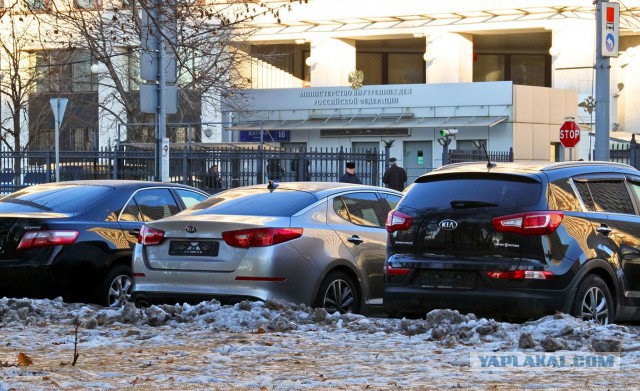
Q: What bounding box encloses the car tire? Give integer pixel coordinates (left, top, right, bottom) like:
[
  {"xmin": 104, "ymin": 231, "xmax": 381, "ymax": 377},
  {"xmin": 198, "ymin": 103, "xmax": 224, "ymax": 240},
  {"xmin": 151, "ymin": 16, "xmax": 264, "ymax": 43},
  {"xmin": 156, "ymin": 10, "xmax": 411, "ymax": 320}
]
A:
[
  {"xmin": 101, "ymin": 265, "xmax": 133, "ymax": 308},
  {"xmin": 316, "ymin": 271, "xmax": 359, "ymax": 314},
  {"xmin": 571, "ymin": 274, "xmax": 613, "ymax": 325}
]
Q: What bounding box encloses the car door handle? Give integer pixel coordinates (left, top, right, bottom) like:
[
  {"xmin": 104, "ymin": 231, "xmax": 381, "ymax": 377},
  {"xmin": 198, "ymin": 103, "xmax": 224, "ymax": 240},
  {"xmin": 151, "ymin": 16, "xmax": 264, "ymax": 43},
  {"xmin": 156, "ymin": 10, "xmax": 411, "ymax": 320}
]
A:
[
  {"xmin": 596, "ymin": 225, "xmax": 612, "ymax": 236},
  {"xmin": 128, "ymin": 229, "xmax": 140, "ymax": 236},
  {"xmin": 347, "ymin": 235, "xmax": 364, "ymax": 245}
]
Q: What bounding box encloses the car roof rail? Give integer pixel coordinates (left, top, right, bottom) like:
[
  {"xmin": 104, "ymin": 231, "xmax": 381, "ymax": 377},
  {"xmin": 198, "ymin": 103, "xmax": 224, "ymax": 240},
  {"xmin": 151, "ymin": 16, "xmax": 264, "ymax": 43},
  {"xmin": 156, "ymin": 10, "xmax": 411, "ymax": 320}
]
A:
[{"xmin": 540, "ymin": 161, "xmax": 635, "ymax": 171}]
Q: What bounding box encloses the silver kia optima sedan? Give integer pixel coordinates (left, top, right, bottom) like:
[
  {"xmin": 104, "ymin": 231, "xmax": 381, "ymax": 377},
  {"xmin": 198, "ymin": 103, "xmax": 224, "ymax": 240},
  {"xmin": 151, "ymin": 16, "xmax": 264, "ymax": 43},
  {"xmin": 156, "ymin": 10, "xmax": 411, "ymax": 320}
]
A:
[{"xmin": 131, "ymin": 182, "xmax": 402, "ymax": 314}]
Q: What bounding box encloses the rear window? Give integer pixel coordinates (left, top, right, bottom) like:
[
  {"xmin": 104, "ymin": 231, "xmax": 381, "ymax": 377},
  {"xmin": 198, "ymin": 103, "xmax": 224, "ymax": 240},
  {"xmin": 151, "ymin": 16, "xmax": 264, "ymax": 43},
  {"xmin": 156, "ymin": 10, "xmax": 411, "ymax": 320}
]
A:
[
  {"xmin": 185, "ymin": 188, "xmax": 318, "ymax": 217},
  {"xmin": 0, "ymin": 184, "xmax": 111, "ymax": 214},
  {"xmin": 402, "ymin": 176, "xmax": 542, "ymax": 209}
]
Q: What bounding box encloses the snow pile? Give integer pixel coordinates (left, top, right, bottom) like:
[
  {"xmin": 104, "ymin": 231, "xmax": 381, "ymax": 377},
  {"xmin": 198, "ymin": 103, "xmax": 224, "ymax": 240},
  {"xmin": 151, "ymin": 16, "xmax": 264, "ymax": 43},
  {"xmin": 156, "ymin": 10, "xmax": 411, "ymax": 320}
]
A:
[
  {"xmin": 1, "ymin": 296, "xmax": 638, "ymax": 353},
  {"xmin": 1, "ymin": 297, "xmax": 640, "ymax": 390}
]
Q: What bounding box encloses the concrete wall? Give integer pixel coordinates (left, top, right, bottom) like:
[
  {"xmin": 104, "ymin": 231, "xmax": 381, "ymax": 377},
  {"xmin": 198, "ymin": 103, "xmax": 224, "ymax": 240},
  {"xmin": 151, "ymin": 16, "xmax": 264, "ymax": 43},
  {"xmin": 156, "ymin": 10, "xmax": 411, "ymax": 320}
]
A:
[{"xmin": 512, "ymin": 85, "xmax": 579, "ymax": 161}]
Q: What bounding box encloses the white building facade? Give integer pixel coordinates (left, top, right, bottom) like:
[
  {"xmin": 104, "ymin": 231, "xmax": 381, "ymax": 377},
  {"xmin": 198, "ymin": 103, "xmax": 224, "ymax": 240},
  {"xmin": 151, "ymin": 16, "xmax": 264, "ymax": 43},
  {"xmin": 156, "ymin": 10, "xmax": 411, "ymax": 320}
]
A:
[
  {"xmin": 1, "ymin": 0, "xmax": 640, "ymax": 173},
  {"xmin": 219, "ymin": 0, "xmax": 640, "ymax": 170}
]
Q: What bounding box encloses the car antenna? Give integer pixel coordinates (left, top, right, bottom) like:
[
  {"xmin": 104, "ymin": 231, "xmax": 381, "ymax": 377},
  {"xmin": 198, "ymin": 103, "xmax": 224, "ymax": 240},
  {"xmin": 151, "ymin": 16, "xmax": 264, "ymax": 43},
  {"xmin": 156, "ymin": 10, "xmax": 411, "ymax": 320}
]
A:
[
  {"xmin": 474, "ymin": 140, "xmax": 496, "ymax": 168},
  {"xmin": 267, "ymin": 180, "xmax": 279, "ymax": 193}
]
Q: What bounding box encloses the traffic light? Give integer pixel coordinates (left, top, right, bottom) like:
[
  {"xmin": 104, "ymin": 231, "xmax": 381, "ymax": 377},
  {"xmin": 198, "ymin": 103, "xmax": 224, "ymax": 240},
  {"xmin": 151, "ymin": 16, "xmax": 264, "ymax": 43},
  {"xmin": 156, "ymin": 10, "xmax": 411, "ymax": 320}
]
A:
[{"xmin": 439, "ymin": 129, "xmax": 459, "ymax": 137}]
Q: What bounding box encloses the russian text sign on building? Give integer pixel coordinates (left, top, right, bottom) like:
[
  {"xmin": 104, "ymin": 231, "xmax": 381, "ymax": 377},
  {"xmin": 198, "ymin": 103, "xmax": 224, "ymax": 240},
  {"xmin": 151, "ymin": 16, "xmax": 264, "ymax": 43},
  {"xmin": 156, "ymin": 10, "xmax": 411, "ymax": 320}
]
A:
[
  {"xmin": 239, "ymin": 130, "xmax": 290, "ymax": 142},
  {"xmin": 602, "ymin": 2, "xmax": 619, "ymax": 58}
]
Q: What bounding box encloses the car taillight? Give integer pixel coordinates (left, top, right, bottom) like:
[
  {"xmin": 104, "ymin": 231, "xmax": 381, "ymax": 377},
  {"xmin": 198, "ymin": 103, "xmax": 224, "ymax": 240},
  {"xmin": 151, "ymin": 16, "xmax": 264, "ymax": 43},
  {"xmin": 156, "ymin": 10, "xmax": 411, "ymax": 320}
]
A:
[
  {"xmin": 384, "ymin": 264, "xmax": 410, "ymax": 276},
  {"xmin": 17, "ymin": 230, "xmax": 79, "ymax": 250},
  {"xmin": 492, "ymin": 211, "xmax": 563, "ymax": 235},
  {"xmin": 222, "ymin": 227, "xmax": 303, "ymax": 248},
  {"xmin": 386, "ymin": 210, "xmax": 413, "ymax": 233},
  {"xmin": 138, "ymin": 226, "xmax": 165, "ymax": 246},
  {"xmin": 487, "ymin": 270, "xmax": 555, "ymax": 280}
]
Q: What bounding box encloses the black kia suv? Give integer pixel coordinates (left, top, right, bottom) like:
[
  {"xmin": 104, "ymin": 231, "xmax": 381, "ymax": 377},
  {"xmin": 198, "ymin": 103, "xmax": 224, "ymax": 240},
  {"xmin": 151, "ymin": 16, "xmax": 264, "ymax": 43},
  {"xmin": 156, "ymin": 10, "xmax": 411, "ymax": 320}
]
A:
[{"xmin": 384, "ymin": 161, "xmax": 640, "ymax": 324}]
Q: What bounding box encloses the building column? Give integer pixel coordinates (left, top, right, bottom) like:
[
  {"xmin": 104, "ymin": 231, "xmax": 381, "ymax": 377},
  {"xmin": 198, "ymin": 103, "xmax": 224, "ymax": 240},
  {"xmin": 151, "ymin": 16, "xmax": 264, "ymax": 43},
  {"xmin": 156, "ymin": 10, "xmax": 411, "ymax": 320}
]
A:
[
  {"xmin": 94, "ymin": 49, "xmax": 126, "ymax": 150},
  {"xmin": 307, "ymin": 38, "xmax": 356, "ymax": 87},
  {"xmin": 424, "ymin": 32, "xmax": 472, "ymax": 84},
  {"xmin": 617, "ymin": 46, "xmax": 640, "ymax": 132},
  {"xmin": 549, "ymin": 20, "xmax": 596, "ymax": 117}
]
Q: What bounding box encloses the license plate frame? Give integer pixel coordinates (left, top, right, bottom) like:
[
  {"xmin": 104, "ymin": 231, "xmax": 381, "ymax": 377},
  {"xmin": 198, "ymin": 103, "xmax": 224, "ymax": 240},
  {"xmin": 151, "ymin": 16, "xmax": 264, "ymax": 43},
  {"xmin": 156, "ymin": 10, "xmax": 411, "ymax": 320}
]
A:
[
  {"xmin": 168, "ymin": 240, "xmax": 219, "ymax": 256},
  {"xmin": 418, "ymin": 270, "xmax": 476, "ymax": 289}
]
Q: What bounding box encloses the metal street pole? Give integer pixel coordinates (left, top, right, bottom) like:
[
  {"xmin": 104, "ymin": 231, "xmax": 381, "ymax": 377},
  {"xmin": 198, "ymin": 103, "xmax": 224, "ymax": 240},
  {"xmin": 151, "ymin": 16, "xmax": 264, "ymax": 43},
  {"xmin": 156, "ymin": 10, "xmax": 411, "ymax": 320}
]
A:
[
  {"xmin": 594, "ymin": 0, "xmax": 610, "ymax": 161},
  {"xmin": 49, "ymin": 98, "xmax": 68, "ymax": 182},
  {"xmin": 157, "ymin": 35, "xmax": 168, "ymax": 182}
]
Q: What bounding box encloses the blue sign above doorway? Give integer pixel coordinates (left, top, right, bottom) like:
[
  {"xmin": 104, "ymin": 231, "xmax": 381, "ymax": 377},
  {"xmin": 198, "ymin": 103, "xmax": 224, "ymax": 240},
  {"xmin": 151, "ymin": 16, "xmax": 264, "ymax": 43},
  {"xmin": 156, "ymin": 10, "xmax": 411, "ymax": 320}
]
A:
[{"xmin": 239, "ymin": 130, "xmax": 290, "ymax": 142}]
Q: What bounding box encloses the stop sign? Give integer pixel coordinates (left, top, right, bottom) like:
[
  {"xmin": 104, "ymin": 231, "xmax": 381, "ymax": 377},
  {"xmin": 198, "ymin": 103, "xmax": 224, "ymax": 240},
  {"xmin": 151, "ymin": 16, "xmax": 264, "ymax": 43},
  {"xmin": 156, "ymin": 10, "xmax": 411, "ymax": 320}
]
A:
[{"xmin": 560, "ymin": 120, "xmax": 580, "ymax": 148}]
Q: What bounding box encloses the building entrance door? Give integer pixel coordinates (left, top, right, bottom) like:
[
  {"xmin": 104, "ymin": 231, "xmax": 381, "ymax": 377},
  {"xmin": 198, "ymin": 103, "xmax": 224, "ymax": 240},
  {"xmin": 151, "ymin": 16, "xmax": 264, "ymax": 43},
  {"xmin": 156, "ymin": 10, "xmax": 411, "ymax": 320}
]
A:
[
  {"xmin": 404, "ymin": 141, "xmax": 432, "ymax": 185},
  {"xmin": 352, "ymin": 142, "xmax": 379, "ymax": 185}
]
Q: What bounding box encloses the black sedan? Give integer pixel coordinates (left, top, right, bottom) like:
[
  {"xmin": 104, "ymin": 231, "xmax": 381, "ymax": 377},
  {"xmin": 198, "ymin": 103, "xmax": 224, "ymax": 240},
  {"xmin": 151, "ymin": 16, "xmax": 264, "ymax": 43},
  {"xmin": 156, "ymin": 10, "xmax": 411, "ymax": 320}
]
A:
[{"xmin": 0, "ymin": 180, "xmax": 209, "ymax": 306}]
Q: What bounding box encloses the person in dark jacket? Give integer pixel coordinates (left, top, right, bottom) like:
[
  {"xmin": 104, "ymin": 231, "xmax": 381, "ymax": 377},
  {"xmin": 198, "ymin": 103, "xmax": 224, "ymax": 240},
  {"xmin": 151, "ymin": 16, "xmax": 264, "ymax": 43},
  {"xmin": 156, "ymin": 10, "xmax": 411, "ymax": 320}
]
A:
[
  {"xmin": 339, "ymin": 162, "xmax": 362, "ymax": 184},
  {"xmin": 266, "ymin": 159, "xmax": 284, "ymax": 180},
  {"xmin": 382, "ymin": 157, "xmax": 407, "ymax": 191},
  {"xmin": 206, "ymin": 164, "xmax": 222, "ymax": 189}
]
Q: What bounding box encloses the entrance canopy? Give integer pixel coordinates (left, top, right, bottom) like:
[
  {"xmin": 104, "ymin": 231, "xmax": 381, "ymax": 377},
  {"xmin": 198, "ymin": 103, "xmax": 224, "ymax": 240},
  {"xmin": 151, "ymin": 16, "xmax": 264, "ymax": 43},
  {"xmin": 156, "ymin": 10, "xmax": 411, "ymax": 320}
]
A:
[{"xmin": 227, "ymin": 116, "xmax": 509, "ymax": 131}]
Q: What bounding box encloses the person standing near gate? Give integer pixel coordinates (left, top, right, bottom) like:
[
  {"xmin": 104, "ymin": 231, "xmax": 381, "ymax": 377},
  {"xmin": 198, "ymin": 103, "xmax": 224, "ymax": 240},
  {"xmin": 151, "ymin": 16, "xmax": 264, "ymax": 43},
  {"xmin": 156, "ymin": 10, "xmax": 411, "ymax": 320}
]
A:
[
  {"xmin": 339, "ymin": 162, "xmax": 362, "ymax": 184},
  {"xmin": 382, "ymin": 157, "xmax": 407, "ymax": 191},
  {"xmin": 206, "ymin": 164, "xmax": 222, "ymax": 189}
]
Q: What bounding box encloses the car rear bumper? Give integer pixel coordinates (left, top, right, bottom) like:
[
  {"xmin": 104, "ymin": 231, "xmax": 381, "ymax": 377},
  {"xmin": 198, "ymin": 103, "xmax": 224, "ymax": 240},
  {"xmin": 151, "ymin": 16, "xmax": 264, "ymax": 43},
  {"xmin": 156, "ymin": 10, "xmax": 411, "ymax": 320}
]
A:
[
  {"xmin": 131, "ymin": 290, "xmax": 262, "ymax": 306},
  {"xmin": 0, "ymin": 265, "xmax": 52, "ymax": 292},
  {"xmin": 383, "ymin": 284, "xmax": 574, "ymax": 319}
]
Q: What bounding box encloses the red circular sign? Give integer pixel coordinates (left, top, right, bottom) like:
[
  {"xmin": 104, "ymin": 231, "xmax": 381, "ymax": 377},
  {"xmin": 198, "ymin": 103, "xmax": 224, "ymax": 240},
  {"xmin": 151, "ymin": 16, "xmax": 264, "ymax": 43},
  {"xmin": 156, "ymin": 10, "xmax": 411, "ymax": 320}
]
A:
[{"xmin": 560, "ymin": 120, "xmax": 580, "ymax": 148}]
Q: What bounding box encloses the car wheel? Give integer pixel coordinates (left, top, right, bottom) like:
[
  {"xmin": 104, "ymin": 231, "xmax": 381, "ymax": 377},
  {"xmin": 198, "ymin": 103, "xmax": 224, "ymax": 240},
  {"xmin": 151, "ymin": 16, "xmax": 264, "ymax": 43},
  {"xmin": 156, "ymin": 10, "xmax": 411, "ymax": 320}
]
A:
[
  {"xmin": 101, "ymin": 265, "xmax": 133, "ymax": 308},
  {"xmin": 316, "ymin": 271, "xmax": 359, "ymax": 314},
  {"xmin": 571, "ymin": 274, "xmax": 613, "ymax": 325}
]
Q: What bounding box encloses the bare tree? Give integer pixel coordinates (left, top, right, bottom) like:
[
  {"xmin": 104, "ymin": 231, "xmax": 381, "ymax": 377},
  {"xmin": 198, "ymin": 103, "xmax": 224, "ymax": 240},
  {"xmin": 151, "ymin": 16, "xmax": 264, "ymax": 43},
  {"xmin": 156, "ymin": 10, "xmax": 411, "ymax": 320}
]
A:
[
  {"xmin": 0, "ymin": 1, "xmax": 59, "ymax": 178},
  {"xmin": 38, "ymin": 0, "xmax": 307, "ymax": 144}
]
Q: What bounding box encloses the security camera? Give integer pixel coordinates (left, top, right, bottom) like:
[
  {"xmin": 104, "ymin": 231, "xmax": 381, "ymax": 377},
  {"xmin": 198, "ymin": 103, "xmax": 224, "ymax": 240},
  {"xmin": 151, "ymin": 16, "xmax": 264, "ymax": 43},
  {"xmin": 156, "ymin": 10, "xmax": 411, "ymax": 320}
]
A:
[{"xmin": 439, "ymin": 129, "xmax": 458, "ymax": 137}]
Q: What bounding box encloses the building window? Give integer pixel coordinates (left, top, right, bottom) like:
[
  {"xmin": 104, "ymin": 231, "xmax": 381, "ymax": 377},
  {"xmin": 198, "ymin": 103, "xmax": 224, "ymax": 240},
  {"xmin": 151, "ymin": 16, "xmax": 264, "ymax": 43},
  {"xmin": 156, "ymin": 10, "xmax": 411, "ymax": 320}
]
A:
[
  {"xmin": 474, "ymin": 53, "xmax": 550, "ymax": 87},
  {"xmin": 33, "ymin": 50, "xmax": 97, "ymax": 93},
  {"xmin": 177, "ymin": 48, "xmax": 198, "ymax": 86},
  {"xmin": 473, "ymin": 54, "xmax": 504, "ymax": 82},
  {"xmin": 74, "ymin": 0, "xmax": 100, "ymax": 9},
  {"xmin": 127, "ymin": 48, "xmax": 140, "ymax": 91},
  {"xmin": 356, "ymin": 53, "xmax": 382, "ymax": 85},
  {"xmin": 34, "ymin": 51, "xmax": 72, "ymax": 93},
  {"xmin": 68, "ymin": 128, "xmax": 96, "ymax": 151},
  {"xmin": 511, "ymin": 55, "xmax": 547, "ymax": 86},
  {"xmin": 388, "ymin": 54, "xmax": 424, "ymax": 84},
  {"xmin": 23, "ymin": 0, "xmax": 50, "ymax": 12},
  {"xmin": 73, "ymin": 51, "xmax": 97, "ymax": 92},
  {"xmin": 169, "ymin": 126, "xmax": 200, "ymax": 143},
  {"xmin": 32, "ymin": 129, "xmax": 54, "ymax": 150},
  {"xmin": 356, "ymin": 52, "xmax": 425, "ymax": 85}
]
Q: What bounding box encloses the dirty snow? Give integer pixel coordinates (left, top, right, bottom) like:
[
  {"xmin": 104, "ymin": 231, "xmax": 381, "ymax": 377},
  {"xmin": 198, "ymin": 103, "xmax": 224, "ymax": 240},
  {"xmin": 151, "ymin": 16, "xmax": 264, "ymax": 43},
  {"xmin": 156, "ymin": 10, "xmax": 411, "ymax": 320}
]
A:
[{"xmin": 0, "ymin": 297, "xmax": 639, "ymax": 390}]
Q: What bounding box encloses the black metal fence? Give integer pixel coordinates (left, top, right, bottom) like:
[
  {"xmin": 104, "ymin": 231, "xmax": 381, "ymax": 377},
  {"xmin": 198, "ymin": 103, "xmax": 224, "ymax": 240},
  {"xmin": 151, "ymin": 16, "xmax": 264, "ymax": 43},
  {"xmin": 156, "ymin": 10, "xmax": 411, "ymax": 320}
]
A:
[
  {"xmin": 2, "ymin": 141, "xmax": 638, "ymax": 194},
  {"xmin": 448, "ymin": 148, "xmax": 515, "ymax": 164},
  {"xmin": 0, "ymin": 145, "xmax": 386, "ymax": 194},
  {"xmin": 609, "ymin": 135, "xmax": 640, "ymax": 169}
]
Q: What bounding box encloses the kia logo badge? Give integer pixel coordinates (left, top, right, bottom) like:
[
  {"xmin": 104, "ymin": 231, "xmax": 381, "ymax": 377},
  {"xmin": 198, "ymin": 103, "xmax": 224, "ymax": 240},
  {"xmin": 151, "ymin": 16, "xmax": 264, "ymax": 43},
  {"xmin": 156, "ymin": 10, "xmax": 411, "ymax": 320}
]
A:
[
  {"xmin": 186, "ymin": 226, "xmax": 197, "ymax": 233},
  {"xmin": 439, "ymin": 219, "xmax": 458, "ymax": 230}
]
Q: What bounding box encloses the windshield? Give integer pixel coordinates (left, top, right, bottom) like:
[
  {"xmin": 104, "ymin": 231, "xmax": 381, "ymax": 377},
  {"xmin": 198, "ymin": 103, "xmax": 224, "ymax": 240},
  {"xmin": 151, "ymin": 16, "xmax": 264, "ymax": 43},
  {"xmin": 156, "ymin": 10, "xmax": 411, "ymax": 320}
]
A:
[
  {"xmin": 402, "ymin": 176, "xmax": 542, "ymax": 210},
  {"xmin": 0, "ymin": 184, "xmax": 112, "ymax": 214},
  {"xmin": 185, "ymin": 188, "xmax": 318, "ymax": 217}
]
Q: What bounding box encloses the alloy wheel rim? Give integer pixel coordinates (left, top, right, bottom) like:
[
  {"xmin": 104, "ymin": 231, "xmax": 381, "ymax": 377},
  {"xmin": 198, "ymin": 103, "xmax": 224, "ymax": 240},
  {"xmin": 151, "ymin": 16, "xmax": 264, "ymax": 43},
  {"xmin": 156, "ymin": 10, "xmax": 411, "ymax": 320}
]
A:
[
  {"xmin": 581, "ymin": 286, "xmax": 609, "ymax": 325},
  {"xmin": 109, "ymin": 275, "xmax": 132, "ymax": 307},
  {"xmin": 323, "ymin": 279, "xmax": 354, "ymax": 314}
]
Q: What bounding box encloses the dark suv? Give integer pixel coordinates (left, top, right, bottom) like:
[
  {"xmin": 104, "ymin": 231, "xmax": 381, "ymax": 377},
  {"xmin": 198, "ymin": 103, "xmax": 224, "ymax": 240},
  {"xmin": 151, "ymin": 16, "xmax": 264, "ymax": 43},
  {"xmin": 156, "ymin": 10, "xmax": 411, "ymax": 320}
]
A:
[{"xmin": 384, "ymin": 161, "xmax": 640, "ymax": 324}]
